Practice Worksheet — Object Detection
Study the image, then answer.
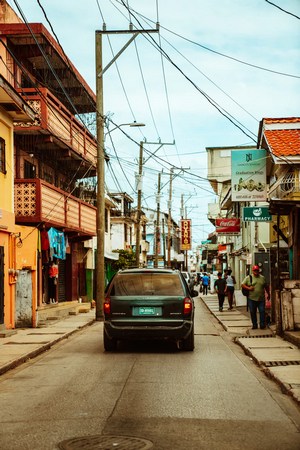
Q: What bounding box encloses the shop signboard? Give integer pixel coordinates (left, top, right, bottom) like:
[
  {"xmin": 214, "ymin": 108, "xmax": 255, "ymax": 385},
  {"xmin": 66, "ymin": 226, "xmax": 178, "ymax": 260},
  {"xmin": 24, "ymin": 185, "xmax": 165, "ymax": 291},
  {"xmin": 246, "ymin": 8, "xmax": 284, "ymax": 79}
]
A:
[
  {"xmin": 231, "ymin": 149, "xmax": 267, "ymax": 202},
  {"xmin": 180, "ymin": 219, "xmax": 191, "ymax": 250},
  {"xmin": 216, "ymin": 218, "xmax": 240, "ymax": 235},
  {"xmin": 243, "ymin": 206, "xmax": 272, "ymax": 222}
]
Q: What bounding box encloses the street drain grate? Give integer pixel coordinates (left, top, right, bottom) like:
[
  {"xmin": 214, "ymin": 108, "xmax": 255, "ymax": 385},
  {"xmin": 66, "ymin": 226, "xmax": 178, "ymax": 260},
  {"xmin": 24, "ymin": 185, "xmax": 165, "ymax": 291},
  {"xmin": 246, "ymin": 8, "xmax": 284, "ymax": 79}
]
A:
[
  {"xmin": 265, "ymin": 360, "xmax": 300, "ymax": 367},
  {"xmin": 241, "ymin": 335, "xmax": 274, "ymax": 339},
  {"xmin": 58, "ymin": 435, "xmax": 153, "ymax": 449}
]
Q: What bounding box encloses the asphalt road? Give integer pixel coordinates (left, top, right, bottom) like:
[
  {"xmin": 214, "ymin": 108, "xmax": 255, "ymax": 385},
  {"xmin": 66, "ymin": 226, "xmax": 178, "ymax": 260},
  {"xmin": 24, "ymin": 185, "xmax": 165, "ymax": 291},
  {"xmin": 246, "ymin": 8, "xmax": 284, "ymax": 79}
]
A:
[{"xmin": 0, "ymin": 299, "xmax": 299, "ymax": 450}]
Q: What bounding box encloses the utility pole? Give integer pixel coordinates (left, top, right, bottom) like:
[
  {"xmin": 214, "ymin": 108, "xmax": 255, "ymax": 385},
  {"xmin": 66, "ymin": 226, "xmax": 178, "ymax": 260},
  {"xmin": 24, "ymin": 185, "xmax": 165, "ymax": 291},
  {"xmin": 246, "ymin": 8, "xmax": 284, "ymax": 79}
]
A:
[
  {"xmin": 180, "ymin": 194, "xmax": 186, "ymax": 271},
  {"xmin": 162, "ymin": 218, "xmax": 166, "ymax": 267},
  {"xmin": 95, "ymin": 25, "xmax": 158, "ymax": 318},
  {"xmin": 185, "ymin": 206, "xmax": 188, "ymax": 272},
  {"xmin": 167, "ymin": 168, "xmax": 173, "ymax": 267},
  {"xmin": 95, "ymin": 31, "xmax": 105, "ymax": 321},
  {"xmin": 154, "ymin": 172, "xmax": 161, "ymax": 268},
  {"xmin": 135, "ymin": 141, "xmax": 144, "ymax": 267},
  {"xmin": 135, "ymin": 140, "xmax": 174, "ymax": 268}
]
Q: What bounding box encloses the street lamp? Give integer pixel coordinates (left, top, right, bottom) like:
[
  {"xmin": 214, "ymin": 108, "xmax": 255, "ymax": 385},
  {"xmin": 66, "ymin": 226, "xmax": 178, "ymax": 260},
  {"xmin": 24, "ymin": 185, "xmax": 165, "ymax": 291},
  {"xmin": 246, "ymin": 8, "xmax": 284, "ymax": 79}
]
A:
[{"xmin": 105, "ymin": 121, "xmax": 145, "ymax": 136}]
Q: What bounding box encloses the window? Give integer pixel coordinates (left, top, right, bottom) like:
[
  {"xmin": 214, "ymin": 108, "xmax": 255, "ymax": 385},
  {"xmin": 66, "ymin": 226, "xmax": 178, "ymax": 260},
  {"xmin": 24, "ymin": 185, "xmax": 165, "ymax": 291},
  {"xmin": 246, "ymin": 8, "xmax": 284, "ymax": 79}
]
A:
[
  {"xmin": 110, "ymin": 273, "xmax": 185, "ymax": 296},
  {"xmin": 0, "ymin": 138, "xmax": 6, "ymax": 174},
  {"xmin": 24, "ymin": 160, "xmax": 36, "ymax": 178}
]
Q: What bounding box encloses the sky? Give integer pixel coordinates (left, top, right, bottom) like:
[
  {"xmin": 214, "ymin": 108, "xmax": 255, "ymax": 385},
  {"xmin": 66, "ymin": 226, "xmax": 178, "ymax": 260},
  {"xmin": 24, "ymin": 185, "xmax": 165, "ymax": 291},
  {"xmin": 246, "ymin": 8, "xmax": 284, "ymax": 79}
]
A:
[{"xmin": 7, "ymin": 0, "xmax": 300, "ymax": 247}]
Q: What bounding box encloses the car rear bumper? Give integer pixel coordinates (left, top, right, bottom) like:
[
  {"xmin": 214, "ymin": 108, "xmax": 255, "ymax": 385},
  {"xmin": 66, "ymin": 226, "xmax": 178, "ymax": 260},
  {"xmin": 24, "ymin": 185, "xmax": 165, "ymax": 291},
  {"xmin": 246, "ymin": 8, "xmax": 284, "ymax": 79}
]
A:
[{"xmin": 104, "ymin": 319, "xmax": 193, "ymax": 341}]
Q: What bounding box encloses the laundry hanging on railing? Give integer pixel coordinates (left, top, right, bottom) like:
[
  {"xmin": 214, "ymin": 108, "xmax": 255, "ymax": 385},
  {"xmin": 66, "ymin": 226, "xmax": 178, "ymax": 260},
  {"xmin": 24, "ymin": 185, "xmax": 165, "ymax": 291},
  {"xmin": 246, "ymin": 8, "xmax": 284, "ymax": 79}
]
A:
[{"xmin": 47, "ymin": 227, "xmax": 66, "ymax": 260}]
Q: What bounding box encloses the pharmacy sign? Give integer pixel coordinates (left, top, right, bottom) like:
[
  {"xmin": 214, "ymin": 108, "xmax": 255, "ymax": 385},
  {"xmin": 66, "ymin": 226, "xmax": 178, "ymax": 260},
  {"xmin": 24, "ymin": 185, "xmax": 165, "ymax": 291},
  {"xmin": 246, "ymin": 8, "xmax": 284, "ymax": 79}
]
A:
[{"xmin": 243, "ymin": 207, "xmax": 272, "ymax": 222}]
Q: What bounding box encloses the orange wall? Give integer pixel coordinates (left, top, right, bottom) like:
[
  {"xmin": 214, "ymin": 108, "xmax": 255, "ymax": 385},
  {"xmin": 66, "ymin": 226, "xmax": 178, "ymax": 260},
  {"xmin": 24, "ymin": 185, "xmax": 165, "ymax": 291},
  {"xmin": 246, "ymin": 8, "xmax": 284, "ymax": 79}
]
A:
[{"xmin": 0, "ymin": 228, "xmax": 14, "ymax": 329}]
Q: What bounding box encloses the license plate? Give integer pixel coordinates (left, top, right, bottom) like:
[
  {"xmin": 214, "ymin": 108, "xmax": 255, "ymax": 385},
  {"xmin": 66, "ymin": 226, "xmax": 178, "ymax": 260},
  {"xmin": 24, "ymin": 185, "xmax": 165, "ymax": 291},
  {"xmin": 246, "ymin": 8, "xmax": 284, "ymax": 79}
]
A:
[{"xmin": 133, "ymin": 306, "xmax": 162, "ymax": 316}]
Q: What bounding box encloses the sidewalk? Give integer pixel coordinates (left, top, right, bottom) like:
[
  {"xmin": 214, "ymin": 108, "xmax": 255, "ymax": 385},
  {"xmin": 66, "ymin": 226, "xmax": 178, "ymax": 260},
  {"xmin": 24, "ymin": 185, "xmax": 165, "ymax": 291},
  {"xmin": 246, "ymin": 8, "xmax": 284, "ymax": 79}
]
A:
[
  {"xmin": 201, "ymin": 293, "xmax": 300, "ymax": 406},
  {"xmin": 0, "ymin": 308, "xmax": 95, "ymax": 376}
]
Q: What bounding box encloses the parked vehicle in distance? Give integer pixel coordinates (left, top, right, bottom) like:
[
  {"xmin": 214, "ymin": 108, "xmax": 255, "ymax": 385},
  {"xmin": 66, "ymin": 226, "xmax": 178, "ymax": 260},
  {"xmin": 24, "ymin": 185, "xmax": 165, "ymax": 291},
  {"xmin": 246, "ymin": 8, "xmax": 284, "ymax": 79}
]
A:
[
  {"xmin": 103, "ymin": 268, "xmax": 197, "ymax": 352},
  {"xmin": 181, "ymin": 271, "xmax": 195, "ymax": 290},
  {"xmin": 195, "ymin": 272, "xmax": 202, "ymax": 285}
]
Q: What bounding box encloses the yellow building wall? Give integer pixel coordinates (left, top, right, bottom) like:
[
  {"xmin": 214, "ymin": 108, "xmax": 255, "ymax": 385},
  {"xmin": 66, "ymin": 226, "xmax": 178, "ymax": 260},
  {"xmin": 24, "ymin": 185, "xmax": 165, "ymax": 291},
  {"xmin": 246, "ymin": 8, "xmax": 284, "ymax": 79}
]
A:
[{"xmin": 0, "ymin": 115, "xmax": 14, "ymax": 213}]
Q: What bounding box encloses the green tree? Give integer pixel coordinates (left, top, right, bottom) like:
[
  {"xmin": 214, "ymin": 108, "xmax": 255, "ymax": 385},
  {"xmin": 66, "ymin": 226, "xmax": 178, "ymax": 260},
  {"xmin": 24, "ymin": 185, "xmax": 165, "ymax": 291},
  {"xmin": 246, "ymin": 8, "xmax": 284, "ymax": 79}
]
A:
[{"xmin": 111, "ymin": 249, "xmax": 136, "ymax": 272}]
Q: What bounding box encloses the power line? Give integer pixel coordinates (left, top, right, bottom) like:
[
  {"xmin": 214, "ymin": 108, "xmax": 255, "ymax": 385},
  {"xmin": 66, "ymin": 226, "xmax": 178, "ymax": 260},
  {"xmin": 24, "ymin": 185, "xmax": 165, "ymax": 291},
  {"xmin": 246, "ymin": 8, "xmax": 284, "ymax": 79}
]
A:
[
  {"xmin": 265, "ymin": 0, "xmax": 300, "ymax": 20},
  {"xmin": 115, "ymin": 0, "xmax": 300, "ymax": 79}
]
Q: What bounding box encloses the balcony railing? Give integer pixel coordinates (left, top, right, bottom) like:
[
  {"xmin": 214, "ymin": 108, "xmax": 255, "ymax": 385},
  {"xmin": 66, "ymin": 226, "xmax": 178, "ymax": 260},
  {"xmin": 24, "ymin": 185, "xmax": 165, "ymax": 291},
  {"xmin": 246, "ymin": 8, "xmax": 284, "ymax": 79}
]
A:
[
  {"xmin": 268, "ymin": 170, "xmax": 300, "ymax": 201},
  {"xmin": 14, "ymin": 179, "xmax": 96, "ymax": 236},
  {"xmin": 14, "ymin": 87, "xmax": 97, "ymax": 166}
]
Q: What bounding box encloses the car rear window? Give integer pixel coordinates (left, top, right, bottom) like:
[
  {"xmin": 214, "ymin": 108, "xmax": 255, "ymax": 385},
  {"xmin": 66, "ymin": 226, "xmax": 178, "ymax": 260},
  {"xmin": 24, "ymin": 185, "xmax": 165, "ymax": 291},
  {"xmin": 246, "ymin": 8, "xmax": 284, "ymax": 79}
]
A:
[{"xmin": 110, "ymin": 273, "xmax": 185, "ymax": 296}]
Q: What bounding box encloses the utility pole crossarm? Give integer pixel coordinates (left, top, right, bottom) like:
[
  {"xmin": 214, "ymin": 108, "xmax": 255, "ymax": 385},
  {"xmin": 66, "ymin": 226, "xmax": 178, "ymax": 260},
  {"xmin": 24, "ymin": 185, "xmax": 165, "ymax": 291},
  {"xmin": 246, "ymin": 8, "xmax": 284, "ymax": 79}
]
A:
[
  {"xmin": 143, "ymin": 140, "xmax": 175, "ymax": 165},
  {"xmin": 96, "ymin": 28, "xmax": 159, "ymax": 35},
  {"xmin": 98, "ymin": 33, "xmax": 139, "ymax": 78}
]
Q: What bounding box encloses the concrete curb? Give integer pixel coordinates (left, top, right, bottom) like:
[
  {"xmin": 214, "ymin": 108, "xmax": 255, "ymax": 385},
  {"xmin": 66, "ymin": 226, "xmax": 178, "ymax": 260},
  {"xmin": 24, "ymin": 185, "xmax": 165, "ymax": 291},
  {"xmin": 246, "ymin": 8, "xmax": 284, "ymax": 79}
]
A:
[{"xmin": 0, "ymin": 314, "xmax": 95, "ymax": 376}]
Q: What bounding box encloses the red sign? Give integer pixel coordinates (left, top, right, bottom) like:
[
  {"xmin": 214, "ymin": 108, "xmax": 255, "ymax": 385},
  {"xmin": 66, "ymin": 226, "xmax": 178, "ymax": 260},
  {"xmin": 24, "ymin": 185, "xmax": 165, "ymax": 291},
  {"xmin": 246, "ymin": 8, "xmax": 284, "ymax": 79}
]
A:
[
  {"xmin": 216, "ymin": 218, "xmax": 240, "ymax": 235},
  {"xmin": 180, "ymin": 219, "xmax": 191, "ymax": 250}
]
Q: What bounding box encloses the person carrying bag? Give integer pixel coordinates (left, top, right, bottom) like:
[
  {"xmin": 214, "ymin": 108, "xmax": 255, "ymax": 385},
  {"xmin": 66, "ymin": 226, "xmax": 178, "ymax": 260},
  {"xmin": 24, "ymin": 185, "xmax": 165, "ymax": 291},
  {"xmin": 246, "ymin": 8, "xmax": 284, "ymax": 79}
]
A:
[{"xmin": 241, "ymin": 265, "xmax": 270, "ymax": 330}]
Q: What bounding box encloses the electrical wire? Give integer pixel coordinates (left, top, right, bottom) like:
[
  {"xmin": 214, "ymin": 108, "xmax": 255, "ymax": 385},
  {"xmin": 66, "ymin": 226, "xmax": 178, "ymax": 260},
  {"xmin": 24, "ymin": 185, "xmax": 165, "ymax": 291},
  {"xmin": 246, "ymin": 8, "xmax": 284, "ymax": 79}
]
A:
[
  {"xmin": 7, "ymin": 0, "xmax": 298, "ymax": 218},
  {"xmin": 95, "ymin": 0, "xmax": 142, "ymax": 127},
  {"xmin": 133, "ymin": 39, "xmax": 160, "ymax": 139},
  {"xmin": 265, "ymin": 0, "xmax": 300, "ymax": 20},
  {"xmin": 115, "ymin": 0, "xmax": 300, "ymax": 79},
  {"xmin": 117, "ymin": 1, "xmax": 258, "ymax": 142}
]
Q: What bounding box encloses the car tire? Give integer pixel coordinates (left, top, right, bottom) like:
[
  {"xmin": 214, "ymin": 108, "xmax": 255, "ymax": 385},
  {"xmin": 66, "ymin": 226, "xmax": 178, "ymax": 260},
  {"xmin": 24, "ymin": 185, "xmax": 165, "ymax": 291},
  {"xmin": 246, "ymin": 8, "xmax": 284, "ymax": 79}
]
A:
[
  {"xmin": 103, "ymin": 331, "xmax": 117, "ymax": 351},
  {"xmin": 182, "ymin": 325, "xmax": 194, "ymax": 351}
]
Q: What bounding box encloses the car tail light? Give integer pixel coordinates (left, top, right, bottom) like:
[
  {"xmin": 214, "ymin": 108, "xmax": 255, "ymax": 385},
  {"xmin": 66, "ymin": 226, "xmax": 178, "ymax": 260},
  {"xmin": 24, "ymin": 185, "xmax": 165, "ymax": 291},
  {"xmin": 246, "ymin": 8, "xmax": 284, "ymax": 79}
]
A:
[
  {"xmin": 103, "ymin": 297, "xmax": 111, "ymax": 315},
  {"xmin": 183, "ymin": 297, "xmax": 193, "ymax": 315}
]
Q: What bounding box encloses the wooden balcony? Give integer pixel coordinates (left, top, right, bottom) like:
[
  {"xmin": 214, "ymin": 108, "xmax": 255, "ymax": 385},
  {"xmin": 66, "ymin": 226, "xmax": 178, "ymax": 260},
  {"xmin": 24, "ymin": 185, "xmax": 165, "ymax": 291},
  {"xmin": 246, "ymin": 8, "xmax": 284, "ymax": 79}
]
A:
[
  {"xmin": 268, "ymin": 170, "xmax": 300, "ymax": 202},
  {"xmin": 14, "ymin": 179, "xmax": 96, "ymax": 237},
  {"xmin": 14, "ymin": 87, "xmax": 97, "ymax": 169}
]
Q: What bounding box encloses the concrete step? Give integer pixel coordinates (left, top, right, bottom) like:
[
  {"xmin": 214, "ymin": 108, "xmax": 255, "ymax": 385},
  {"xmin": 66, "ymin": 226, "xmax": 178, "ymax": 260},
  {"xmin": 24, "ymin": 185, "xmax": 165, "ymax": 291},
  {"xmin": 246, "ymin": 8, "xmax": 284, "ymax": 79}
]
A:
[{"xmin": 37, "ymin": 301, "xmax": 92, "ymax": 326}]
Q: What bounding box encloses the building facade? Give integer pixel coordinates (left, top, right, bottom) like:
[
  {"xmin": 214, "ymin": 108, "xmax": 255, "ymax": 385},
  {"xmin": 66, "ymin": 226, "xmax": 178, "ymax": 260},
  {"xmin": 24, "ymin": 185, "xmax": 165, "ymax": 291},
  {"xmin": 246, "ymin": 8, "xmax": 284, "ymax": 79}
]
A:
[
  {"xmin": 206, "ymin": 118, "xmax": 300, "ymax": 331},
  {"xmin": 0, "ymin": 1, "xmax": 116, "ymax": 328}
]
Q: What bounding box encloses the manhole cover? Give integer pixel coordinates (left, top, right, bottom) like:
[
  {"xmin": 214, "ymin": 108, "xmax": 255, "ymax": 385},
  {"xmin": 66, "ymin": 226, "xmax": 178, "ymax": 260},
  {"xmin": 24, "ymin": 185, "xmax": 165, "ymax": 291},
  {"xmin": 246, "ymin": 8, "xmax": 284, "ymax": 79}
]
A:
[{"xmin": 58, "ymin": 435, "xmax": 153, "ymax": 449}]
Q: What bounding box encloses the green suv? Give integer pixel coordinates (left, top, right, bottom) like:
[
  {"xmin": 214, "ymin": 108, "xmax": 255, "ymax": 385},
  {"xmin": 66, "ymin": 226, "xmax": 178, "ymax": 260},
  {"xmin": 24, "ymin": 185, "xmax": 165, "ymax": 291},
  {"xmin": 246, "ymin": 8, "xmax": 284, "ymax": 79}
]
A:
[{"xmin": 103, "ymin": 268, "xmax": 197, "ymax": 351}]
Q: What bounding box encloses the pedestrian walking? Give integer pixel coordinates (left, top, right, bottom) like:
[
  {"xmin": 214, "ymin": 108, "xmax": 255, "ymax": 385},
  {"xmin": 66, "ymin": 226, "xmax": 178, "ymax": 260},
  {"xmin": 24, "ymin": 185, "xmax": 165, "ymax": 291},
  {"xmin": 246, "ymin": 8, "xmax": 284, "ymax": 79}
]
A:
[
  {"xmin": 214, "ymin": 272, "xmax": 227, "ymax": 311},
  {"xmin": 201, "ymin": 273, "xmax": 210, "ymax": 295},
  {"xmin": 225, "ymin": 269, "xmax": 236, "ymax": 310},
  {"xmin": 48, "ymin": 258, "xmax": 59, "ymax": 304},
  {"xmin": 241, "ymin": 265, "xmax": 270, "ymax": 329}
]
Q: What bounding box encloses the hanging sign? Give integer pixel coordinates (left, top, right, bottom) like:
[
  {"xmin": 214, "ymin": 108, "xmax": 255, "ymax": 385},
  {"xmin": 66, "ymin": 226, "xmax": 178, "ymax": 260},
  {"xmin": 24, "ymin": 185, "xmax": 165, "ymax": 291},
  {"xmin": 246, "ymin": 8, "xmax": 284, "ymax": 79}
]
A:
[
  {"xmin": 231, "ymin": 149, "xmax": 267, "ymax": 201},
  {"xmin": 180, "ymin": 219, "xmax": 191, "ymax": 250},
  {"xmin": 243, "ymin": 207, "xmax": 272, "ymax": 221},
  {"xmin": 216, "ymin": 218, "xmax": 240, "ymax": 235}
]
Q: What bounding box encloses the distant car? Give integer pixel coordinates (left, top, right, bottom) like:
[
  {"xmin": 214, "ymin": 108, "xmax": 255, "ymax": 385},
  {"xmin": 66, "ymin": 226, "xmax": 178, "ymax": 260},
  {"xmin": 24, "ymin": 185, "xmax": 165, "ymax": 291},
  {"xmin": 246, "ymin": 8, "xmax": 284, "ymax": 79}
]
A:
[
  {"xmin": 181, "ymin": 271, "xmax": 195, "ymax": 290},
  {"xmin": 196, "ymin": 272, "xmax": 202, "ymax": 285},
  {"xmin": 103, "ymin": 268, "xmax": 197, "ymax": 351}
]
